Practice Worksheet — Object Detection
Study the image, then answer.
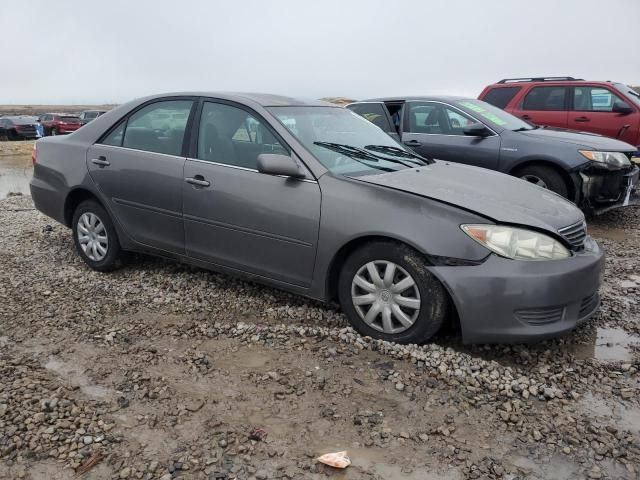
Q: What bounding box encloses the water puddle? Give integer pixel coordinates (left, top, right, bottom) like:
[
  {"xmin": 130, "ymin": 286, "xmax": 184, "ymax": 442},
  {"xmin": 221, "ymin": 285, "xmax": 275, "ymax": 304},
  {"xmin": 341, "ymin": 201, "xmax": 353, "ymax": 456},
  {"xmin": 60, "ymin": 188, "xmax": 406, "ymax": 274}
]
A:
[
  {"xmin": 45, "ymin": 357, "xmax": 113, "ymax": 399},
  {"xmin": 0, "ymin": 153, "xmax": 32, "ymax": 199},
  {"xmin": 579, "ymin": 392, "xmax": 640, "ymax": 434},
  {"xmin": 588, "ymin": 224, "xmax": 629, "ymax": 242},
  {"xmin": 571, "ymin": 327, "xmax": 640, "ymax": 362}
]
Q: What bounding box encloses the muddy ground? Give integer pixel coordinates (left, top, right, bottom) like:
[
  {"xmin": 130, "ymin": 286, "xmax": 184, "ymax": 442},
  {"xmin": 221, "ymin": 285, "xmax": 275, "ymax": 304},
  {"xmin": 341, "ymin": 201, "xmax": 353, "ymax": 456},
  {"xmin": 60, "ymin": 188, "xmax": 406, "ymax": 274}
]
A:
[{"xmin": 0, "ymin": 150, "xmax": 638, "ymax": 480}]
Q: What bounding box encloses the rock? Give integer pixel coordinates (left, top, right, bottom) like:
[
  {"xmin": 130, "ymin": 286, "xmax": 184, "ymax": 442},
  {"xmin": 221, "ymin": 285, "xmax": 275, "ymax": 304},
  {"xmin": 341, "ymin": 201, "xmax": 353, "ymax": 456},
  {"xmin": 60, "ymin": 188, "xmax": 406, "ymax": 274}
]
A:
[{"xmin": 395, "ymin": 382, "xmax": 405, "ymax": 391}]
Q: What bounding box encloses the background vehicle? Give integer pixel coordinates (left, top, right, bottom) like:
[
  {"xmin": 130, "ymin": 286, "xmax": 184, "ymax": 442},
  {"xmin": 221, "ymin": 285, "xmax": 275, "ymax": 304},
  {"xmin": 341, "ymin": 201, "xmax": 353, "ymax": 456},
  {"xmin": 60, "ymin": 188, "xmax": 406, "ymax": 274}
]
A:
[
  {"xmin": 38, "ymin": 114, "xmax": 82, "ymax": 136},
  {"xmin": 78, "ymin": 110, "xmax": 107, "ymax": 125},
  {"xmin": 478, "ymin": 77, "xmax": 640, "ymax": 153},
  {"xmin": 30, "ymin": 93, "xmax": 602, "ymax": 345},
  {"xmin": 0, "ymin": 116, "xmax": 39, "ymax": 140},
  {"xmin": 347, "ymin": 97, "xmax": 638, "ymax": 214}
]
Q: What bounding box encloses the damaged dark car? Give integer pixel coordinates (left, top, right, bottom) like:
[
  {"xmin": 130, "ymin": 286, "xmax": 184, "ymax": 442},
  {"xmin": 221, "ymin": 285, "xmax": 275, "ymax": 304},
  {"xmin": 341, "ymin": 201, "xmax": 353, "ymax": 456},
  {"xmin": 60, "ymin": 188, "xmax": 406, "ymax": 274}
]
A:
[{"xmin": 348, "ymin": 97, "xmax": 639, "ymax": 214}]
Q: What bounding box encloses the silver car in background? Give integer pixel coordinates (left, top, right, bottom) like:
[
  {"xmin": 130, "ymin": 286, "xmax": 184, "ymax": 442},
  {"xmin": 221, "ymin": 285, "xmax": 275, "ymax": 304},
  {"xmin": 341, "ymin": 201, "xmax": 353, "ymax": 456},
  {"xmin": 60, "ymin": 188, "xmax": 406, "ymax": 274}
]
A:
[{"xmin": 30, "ymin": 93, "xmax": 604, "ymax": 344}]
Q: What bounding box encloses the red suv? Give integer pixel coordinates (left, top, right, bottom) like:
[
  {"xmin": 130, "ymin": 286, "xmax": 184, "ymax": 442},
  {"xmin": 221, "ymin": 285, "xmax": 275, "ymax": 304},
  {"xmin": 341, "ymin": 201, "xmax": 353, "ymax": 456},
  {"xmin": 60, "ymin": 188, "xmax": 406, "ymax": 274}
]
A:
[
  {"xmin": 38, "ymin": 114, "xmax": 82, "ymax": 136},
  {"xmin": 479, "ymin": 77, "xmax": 640, "ymax": 155}
]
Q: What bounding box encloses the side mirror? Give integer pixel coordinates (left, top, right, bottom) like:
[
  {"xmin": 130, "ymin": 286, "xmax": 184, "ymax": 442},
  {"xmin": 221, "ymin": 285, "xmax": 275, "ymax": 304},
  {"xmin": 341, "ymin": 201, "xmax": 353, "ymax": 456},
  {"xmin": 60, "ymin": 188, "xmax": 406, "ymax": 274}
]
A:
[
  {"xmin": 257, "ymin": 153, "xmax": 307, "ymax": 179},
  {"xmin": 612, "ymin": 101, "xmax": 633, "ymax": 114},
  {"xmin": 463, "ymin": 123, "xmax": 492, "ymax": 137}
]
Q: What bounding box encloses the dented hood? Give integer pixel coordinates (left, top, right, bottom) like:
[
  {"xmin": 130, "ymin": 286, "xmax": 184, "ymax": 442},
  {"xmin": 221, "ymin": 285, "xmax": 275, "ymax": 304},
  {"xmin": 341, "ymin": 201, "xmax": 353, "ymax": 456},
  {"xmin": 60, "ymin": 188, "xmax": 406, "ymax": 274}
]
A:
[{"xmin": 354, "ymin": 161, "xmax": 584, "ymax": 233}]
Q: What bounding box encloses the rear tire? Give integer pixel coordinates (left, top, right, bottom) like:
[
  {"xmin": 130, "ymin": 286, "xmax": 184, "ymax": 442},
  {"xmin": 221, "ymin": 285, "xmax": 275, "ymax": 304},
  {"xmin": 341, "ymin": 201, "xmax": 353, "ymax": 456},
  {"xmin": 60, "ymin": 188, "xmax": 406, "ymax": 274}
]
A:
[
  {"xmin": 51, "ymin": 128, "xmax": 58, "ymax": 136},
  {"xmin": 338, "ymin": 241, "xmax": 448, "ymax": 344},
  {"xmin": 72, "ymin": 200, "xmax": 122, "ymax": 272},
  {"xmin": 516, "ymin": 164, "xmax": 569, "ymax": 198}
]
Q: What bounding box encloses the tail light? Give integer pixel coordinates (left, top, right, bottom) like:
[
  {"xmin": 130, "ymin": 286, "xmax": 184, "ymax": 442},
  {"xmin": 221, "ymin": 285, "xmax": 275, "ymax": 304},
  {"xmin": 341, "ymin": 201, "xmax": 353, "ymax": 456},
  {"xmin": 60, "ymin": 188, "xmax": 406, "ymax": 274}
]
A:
[{"xmin": 32, "ymin": 143, "xmax": 37, "ymax": 165}]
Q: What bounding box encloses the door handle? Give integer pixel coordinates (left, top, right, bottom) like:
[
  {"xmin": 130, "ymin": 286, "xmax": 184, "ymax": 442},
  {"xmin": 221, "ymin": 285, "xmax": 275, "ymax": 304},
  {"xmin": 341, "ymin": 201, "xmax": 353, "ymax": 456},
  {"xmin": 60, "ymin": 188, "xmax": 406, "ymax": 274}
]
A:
[
  {"xmin": 91, "ymin": 156, "xmax": 110, "ymax": 167},
  {"xmin": 574, "ymin": 116, "xmax": 590, "ymax": 122},
  {"xmin": 404, "ymin": 140, "xmax": 422, "ymax": 147},
  {"xmin": 521, "ymin": 114, "xmax": 532, "ymax": 120},
  {"xmin": 185, "ymin": 175, "xmax": 211, "ymax": 187}
]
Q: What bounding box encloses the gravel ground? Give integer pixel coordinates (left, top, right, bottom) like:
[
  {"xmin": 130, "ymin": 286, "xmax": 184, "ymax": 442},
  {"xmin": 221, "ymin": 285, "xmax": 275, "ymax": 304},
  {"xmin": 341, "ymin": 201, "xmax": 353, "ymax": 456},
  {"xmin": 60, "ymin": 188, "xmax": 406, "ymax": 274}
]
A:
[{"xmin": 0, "ymin": 193, "xmax": 639, "ymax": 480}]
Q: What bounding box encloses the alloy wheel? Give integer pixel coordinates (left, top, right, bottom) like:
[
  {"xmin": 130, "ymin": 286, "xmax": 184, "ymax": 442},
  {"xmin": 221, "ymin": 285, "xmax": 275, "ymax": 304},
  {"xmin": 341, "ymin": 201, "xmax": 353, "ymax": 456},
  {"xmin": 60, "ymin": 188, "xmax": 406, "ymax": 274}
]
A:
[
  {"xmin": 521, "ymin": 174, "xmax": 548, "ymax": 189},
  {"xmin": 351, "ymin": 260, "xmax": 421, "ymax": 334},
  {"xmin": 77, "ymin": 212, "xmax": 108, "ymax": 261}
]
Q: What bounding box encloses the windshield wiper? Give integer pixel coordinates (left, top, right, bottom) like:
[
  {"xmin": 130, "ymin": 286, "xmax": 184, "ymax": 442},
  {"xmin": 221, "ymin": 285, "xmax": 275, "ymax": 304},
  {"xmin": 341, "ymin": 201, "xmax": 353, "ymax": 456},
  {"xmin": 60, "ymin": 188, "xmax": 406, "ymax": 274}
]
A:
[
  {"xmin": 313, "ymin": 142, "xmax": 397, "ymax": 172},
  {"xmin": 314, "ymin": 142, "xmax": 418, "ymax": 169},
  {"xmin": 364, "ymin": 145, "xmax": 430, "ymax": 165}
]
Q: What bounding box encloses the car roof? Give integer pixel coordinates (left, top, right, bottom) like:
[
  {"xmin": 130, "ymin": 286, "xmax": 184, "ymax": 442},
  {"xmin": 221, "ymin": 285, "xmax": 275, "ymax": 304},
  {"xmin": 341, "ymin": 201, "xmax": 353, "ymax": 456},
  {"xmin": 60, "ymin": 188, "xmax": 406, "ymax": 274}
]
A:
[
  {"xmin": 486, "ymin": 78, "xmax": 623, "ymax": 87},
  {"xmin": 136, "ymin": 92, "xmax": 335, "ymax": 107},
  {"xmin": 355, "ymin": 95, "xmax": 472, "ymax": 103}
]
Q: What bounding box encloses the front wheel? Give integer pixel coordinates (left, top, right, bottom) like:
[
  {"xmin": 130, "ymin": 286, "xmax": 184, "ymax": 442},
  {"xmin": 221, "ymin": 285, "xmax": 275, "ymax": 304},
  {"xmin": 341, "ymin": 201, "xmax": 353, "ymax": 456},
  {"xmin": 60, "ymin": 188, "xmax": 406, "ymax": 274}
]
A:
[
  {"xmin": 338, "ymin": 241, "xmax": 448, "ymax": 344},
  {"xmin": 50, "ymin": 128, "xmax": 58, "ymax": 136},
  {"xmin": 72, "ymin": 200, "xmax": 122, "ymax": 272},
  {"xmin": 516, "ymin": 165, "xmax": 568, "ymax": 198}
]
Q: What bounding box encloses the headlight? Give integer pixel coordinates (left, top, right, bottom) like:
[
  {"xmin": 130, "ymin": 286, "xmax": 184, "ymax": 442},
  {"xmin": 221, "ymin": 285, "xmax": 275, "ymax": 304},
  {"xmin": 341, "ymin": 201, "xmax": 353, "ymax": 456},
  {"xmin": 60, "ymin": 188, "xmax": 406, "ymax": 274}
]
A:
[
  {"xmin": 579, "ymin": 150, "xmax": 630, "ymax": 167},
  {"xmin": 461, "ymin": 224, "xmax": 570, "ymax": 261}
]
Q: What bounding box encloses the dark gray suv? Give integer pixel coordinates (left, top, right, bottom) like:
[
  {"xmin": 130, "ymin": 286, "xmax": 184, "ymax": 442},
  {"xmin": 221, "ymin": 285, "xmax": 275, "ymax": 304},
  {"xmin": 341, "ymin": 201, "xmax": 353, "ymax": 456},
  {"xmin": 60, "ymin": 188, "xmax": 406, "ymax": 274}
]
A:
[
  {"xmin": 347, "ymin": 97, "xmax": 639, "ymax": 214},
  {"xmin": 31, "ymin": 93, "xmax": 603, "ymax": 345}
]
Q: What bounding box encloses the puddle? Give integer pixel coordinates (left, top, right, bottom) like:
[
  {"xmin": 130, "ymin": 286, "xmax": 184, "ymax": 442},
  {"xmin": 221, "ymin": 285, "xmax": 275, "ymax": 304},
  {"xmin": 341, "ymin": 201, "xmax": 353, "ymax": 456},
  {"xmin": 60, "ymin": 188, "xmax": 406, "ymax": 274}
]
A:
[
  {"xmin": 571, "ymin": 327, "xmax": 640, "ymax": 362},
  {"xmin": 0, "ymin": 154, "xmax": 32, "ymax": 199},
  {"xmin": 45, "ymin": 357, "xmax": 113, "ymax": 399},
  {"xmin": 587, "ymin": 224, "xmax": 629, "ymax": 242},
  {"xmin": 579, "ymin": 392, "xmax": 640, "ymax": 434}
]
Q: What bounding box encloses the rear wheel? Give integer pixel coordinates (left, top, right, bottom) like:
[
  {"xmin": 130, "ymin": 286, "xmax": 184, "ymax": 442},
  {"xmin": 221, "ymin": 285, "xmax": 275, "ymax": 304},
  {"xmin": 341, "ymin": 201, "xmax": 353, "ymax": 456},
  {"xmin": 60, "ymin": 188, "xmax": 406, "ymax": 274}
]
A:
[
  {"xmin": 338, "ymin": 241, "xmax": 448, "ymax": 344},
  {"xmin": 516, "ymin": 164, "xmax": 568, "ymax": 198},
  {"xmin": 51, "ymin": 128, "xmax": 58, "ymax": 136},
  {"xmin": 72, "ymin": 200, "xmax": 122, "ymax": 272}
]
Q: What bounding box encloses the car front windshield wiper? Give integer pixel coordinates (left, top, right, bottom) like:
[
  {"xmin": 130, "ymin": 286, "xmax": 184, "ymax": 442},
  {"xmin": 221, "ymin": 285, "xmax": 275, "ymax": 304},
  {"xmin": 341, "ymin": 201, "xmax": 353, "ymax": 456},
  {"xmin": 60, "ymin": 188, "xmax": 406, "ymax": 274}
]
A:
[
  {"xmin": 313, "ymin": 142, "xmax": 418, "ymax": 169},
  {"xmin": 363, "ymin": 145, "xmax": 431, "ymax": 165},
  {"xmin": 313, "ymin": 141, "xmax": 397, "ymax": 173}
]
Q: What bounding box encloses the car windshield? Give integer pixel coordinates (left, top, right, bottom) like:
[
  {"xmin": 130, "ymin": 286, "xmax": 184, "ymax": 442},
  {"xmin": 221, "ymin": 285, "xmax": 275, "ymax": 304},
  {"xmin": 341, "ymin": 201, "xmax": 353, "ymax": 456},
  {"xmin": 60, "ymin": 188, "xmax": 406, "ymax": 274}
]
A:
[
  {"xmin": 268, "ymin": 106, "xmax": 427, "ymax": 176},
  {"xmin": 614, "ymin": 83, "xmax": 640, "ymax": 107},
  {"xmin": 456, "ymin": 99, "xmax": 535, "ymax": 131},
  {"xmin": 11, "ymin": 117, "xmax": 37, "ymax": 125}
]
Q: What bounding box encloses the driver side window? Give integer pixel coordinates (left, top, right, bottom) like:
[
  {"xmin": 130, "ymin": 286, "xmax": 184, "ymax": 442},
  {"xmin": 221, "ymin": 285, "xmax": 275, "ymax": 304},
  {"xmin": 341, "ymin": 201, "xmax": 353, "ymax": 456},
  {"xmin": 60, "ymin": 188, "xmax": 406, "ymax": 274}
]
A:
[{"xmin": 197, "ymin": 102, "xmax": 288, "ymax": 169}]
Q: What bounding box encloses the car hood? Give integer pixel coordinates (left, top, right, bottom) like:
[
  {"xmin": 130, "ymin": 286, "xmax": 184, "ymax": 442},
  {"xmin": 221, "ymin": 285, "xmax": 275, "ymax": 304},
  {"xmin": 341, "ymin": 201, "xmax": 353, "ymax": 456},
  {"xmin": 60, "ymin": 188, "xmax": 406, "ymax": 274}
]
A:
[
  {"xmin": 517, "ymin": 127, "xmax": 636, "ymax": 151},
  {"xmin": 353, "ymin": 161, "xmax": 584, "ymax": 233}
]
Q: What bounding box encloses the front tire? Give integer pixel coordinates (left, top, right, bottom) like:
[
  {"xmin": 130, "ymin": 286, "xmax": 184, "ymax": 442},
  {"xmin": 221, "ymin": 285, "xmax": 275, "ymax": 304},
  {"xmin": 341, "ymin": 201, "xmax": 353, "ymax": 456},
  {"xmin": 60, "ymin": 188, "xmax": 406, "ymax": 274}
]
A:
[
  {"xmin": 338, "ymin": 241, "xmax": 448, "ymax": 344},
  {"xmin": 516, "ymin": 165, "xmax": 568, "ymax": 198},
  {"xmin": 72, "ymin": 200, "xmax": 122, "ymax": 272}
]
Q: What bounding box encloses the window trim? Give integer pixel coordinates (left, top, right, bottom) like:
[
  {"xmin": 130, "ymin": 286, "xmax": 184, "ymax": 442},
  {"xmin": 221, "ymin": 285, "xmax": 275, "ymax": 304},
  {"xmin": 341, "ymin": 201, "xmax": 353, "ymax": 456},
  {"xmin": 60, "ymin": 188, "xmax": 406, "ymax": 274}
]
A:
[
  {"xmin": 520, "ymin": 85, "xmax": 570, "ymax": 112},
  {"xmin": 404, "ymin": 100, "xmax": 498, "ymax": 137},
  {"xmin": 96, "ymin": 96, "xmax": 198, "ymax": 156},
  {"xmin": 570, "ymin": 85, "xmax": 630, "ymax": 113}
]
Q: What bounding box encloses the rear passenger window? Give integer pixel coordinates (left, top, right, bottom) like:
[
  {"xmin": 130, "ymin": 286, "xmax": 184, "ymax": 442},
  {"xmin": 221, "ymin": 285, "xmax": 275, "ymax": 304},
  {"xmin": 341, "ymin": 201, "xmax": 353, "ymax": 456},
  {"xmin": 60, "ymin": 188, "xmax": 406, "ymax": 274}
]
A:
[
  {"xmin": 101, "ymin": 121, "xmax": 125, "ymax": 147},
  {"xmin": 121, "ymin": 100, "xmax": 193, "ymax": 156},
  {"xmin": 197, "ymin": 102, "xmax": 287, "ymax": 169},
  {"xmin": 522, "ymin": 87, "xmax": 567, "ymax": 111},
  {"xmin": 347, "ymin": 103, "xmax": 393, "ymax": 132},
  {"xmin": 483, "ymin": 87, "xmax": 521, "ymax": 109}
]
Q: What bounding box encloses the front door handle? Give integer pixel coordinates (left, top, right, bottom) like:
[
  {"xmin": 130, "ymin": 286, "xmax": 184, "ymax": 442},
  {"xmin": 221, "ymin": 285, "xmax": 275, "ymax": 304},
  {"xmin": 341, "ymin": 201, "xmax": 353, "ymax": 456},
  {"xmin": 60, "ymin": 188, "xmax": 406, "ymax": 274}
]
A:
[
  {"xmin": 404, "ymin": 140, "xmax": 422, "ymax": 147},
  {"xmin": 185, "ymin": 175, "xmax": 211, "ymax": 187},
  {"xmin": 91, "ymin": 156, "xmax": 110, "ymax": 167},
  {"xmin": 574, "ymin": 116, "xmax": 590, "ymax": 122},
  {"xmin": 521, "ymin": 114, "xmax": 532, "ymax": 120}
]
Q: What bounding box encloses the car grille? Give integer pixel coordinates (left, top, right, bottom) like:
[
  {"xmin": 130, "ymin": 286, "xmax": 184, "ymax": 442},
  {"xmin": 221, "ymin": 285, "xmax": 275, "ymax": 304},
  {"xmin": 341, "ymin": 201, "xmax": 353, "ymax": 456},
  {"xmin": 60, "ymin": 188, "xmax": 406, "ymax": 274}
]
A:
[
  {"xmin": 515, "ymin": 306, "xmax": 565, "ymax": 325},
  {"xmin": 16, "ymin": 125, "xmax": 37, "ymax": 135},
  {"xmin": 579, "ymin": 292, "xmax": 600, "ymax": 318},
  {"xmin": 558, "ymin": 221, "xmax": 587, "ymax": 250}
]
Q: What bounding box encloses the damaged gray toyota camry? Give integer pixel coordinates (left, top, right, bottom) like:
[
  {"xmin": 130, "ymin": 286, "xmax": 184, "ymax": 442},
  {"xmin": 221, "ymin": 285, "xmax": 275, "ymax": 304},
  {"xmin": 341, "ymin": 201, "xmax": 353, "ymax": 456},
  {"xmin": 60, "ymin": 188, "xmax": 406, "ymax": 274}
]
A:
[{"xmin": 30, "ymin": 93, "xmax": 603, "ymax": 344}]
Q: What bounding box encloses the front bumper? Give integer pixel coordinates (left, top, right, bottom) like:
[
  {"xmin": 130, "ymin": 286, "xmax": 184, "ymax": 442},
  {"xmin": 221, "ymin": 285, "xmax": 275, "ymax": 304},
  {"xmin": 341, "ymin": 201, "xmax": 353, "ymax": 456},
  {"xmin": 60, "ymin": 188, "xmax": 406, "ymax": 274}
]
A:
[
  {"xmin": 578, "ymin": 164, "xmax": 640, "ymax": 215},
  {"xmin": 430, "ymin": 237, "xmax": 604, "ymax": 344}
]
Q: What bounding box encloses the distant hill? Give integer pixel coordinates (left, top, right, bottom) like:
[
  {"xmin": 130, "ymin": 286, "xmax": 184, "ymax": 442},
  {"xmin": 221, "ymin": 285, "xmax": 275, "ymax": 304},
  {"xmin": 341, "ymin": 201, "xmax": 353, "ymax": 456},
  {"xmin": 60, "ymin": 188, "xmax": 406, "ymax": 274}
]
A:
[{"xmin": 320, "ymin": 97, "xmax": 356, "ymax": 105}]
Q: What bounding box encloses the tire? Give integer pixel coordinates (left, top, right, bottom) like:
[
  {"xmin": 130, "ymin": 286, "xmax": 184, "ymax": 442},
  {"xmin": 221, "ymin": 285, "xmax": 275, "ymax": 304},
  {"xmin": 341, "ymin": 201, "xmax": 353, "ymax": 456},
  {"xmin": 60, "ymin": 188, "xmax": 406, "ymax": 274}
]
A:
[
  {"xmin": 51, "ymin": 128, "xmax": 58, "ymax": 136},
  {"xmin": 72, "ymin": 200, "xmax": 122, "ymax": 272},
  {"xmin": 516, "ymin": 164, "xmax": 568, "ymax": 198},
  {"xmin": 338, "ymin": 241, "xmax": 448, "ymax": 344}
]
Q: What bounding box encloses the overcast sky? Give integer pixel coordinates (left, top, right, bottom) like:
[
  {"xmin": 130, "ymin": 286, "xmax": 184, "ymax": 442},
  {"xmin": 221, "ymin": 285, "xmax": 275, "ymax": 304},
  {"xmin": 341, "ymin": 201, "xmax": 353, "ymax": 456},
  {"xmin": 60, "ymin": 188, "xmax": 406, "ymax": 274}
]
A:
[{"xmin": 2, "ymin": 0, "xmax": 639, "ymax": 104}]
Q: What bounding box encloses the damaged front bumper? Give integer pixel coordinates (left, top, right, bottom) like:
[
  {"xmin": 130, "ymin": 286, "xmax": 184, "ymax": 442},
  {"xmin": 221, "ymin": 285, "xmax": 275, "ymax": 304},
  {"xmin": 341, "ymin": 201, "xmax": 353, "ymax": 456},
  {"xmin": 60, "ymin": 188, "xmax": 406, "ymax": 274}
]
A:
[{"xmin": 577, "ymin": 163, "xmax": 640, "ymax": 215}]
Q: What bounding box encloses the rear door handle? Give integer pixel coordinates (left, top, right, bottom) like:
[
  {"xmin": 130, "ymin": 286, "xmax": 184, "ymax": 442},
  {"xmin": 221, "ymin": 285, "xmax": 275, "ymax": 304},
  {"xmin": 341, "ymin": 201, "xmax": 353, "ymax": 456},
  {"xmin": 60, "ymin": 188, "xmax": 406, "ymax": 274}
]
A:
[
  {"xmin": 91, "ymin": 156, "xmax": 110, "ymax": 167},
  {"xmin": 574, "ymin": 116, "xmax": 590, "ymax": 122},
  {"xmin": 404, "ymin": 140, "xmax": 422, "ymax": 147},
  {"xmin": 185, "ymin": 175, "xmax": 211, "ymax": 187}
]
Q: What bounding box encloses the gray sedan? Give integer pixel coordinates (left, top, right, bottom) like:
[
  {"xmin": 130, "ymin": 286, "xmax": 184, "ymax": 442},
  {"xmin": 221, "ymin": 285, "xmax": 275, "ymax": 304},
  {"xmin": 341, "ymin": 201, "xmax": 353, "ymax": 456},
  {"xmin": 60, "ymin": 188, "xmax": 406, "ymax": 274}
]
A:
[{"xmin": 30, "ymin": 93, "xmax": 603, "ymax": 344}]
